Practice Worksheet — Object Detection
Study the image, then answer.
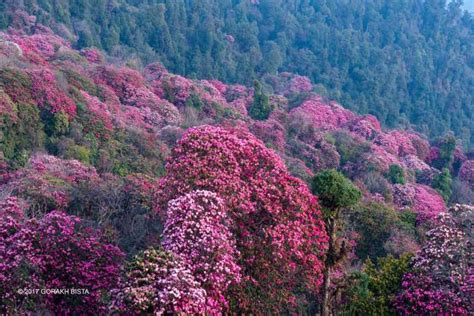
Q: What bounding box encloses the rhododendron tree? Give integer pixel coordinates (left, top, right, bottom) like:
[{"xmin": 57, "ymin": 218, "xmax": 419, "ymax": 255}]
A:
[
  {"xmin": 28, "ymin": 68, "xmax": 77, "ymax": 117},
  {"xmin": 1, "ymin": 32, "xmax": 69, "ymax": 64},
  {"xmin": 0, "ymin": 206, "xmax": 124, "ymax": 314},
  {"xmin": 163, "ymin": 190, "xmax": 241, "ymax": 313},
  {"xmin": 265, "ymin": 72, "xmax": 313, "ymax": 97},
  {"xmin": 363, "ymin": 144, "xmax": 401, "ymax": 173},
  {"xmin": 4, "ymin": 154, "xmax": 98, "ymax": 214},
  {"xmin": 392, "ymin": 183, "xmax": 446, "ymax": 222},
  {"xmin": 0, "ymin": 197, "xmax": 30, "ymax": 310},
  {"xmin": 157, "ymin": 125, "xmax": 328, "ymax": 313},
  {"xmin": 459, "ymin": 160, "xmax": 474, "ymax": 185},
  {"xmin": 80, "ymin": 48, "xmax": 104, "ymax": 63},
  {"xmin": 373, "ymin": 131, "xmax": 418, "ymax": 157},
  {"xmin": 250, "ymin": 119, "xmax": 286, "ymax": 151},
  {"xmin": 110, "ymin": 248, "xmax": 206, "ymax": 315},
  {"xmin": 401, "ymin": 154, "xmax": 431, "ymax": 173},
  {"xmin": 79, "ymin": 90, "xmax": 114, "ymax": 138},
  {"xmin": 92, "ymin": 66, "xmax": 181, "ymax": 126},
  {"xmin": 289, "ymin": 96, "xmax": 355, "ymax": 131},
  {"xmin": 347, "ymin": 115, "xmax": 381, "ymax": 140},
  {"xmin": 395, "ymin": 205, "xmax": 473, "ymax": 315}
]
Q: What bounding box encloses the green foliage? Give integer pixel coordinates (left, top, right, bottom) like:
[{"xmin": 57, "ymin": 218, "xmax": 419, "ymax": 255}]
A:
[
  {"xmin": 95, "ymin": 130, "xmax": 167, "ymax": 177},
  {"xmin": 1, "ymin": 103, "xmax": 45, "ymax": 167},
  {"xmin": 349, "ymin": 203, "xmax": 417, "ymax": 261},
  {"xmin": 61, "ymin": 69, "xmax": 98, "ymax": 96},
  {"xmin": 64, "ymin": 144, "xmax": 91, "ymax": 164},
  {"xmin": 185, "ymin": 92, "xmax": 203, "ymax": 110},
  {"xmin": 52, "ymin": 111, "xmax": 70, "ymax": 136},
  {"xmin": 432, "ymin": 168, "xmax": 452, "ymax": 202},
  {"xmin": 387, "ymin": 164, "xmax": 405, "ymax": 185},
  {"xmin": 248, "ymin": 80, "xmax": 272, "ymax": 121},
  {"xmin": 311, "ymin": 169, "xmax": 361, "ymax": 216},
  {"xmin": 398, "ymin": 210, "xmax": 417, "ymax": 233},
  {"xmin": 332, "ymin": 131, "xmax": 371, "ymax": 165},
  {"xmin": 344, "ymin": 254, "xmax": 413, "ymax": 316},
  {"xmin": 433, "ymin": 133, "xmax": 457, "ymax": 169},
  {"xmin": 2, "ymin": 1, "xmax": 473, "ymax": 145}
]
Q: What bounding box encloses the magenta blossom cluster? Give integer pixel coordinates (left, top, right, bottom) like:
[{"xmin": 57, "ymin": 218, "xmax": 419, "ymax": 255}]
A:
[
  {"xmin": 110, "ymin": 248, "xmax": 206, "ymax": 315},
  {"xmin": 80, "ymin": 48, "xmax": 104, "ymax": 64},
  {"xmin": 392, "ymin": 183, "xmax": 446, "ymax": 222},
  {"xmin": 290, "ymin": 96, "xmax": 355, "ymax": 131},
  {"xmin": 4, "ymin": 154, "xmax": 99, "ymax": 213},
  {"xmin": 1, "ymin": 32, "xmax": 69, "ymax": 64},
  {"xmin": 163, "ymin": 190, "xmax": 241, "ymax": 313},
  {"xmin": 92, "ymin": 65, "xmax": 181, "ymax": 127},
  {"xmin": 0, "ymin": 199, "xmax": 124, "ymax": 314},
  {"xmin": 28, "ymin": 68, "xmax": 77, "ymax": 117},
  {"xmin": 157, "ymin": 125, "xmax": 328, "ymax": 313},
  {"xmin": 459, "ymin": 160, "xmax": 474, "ymax": 185},
  {"xmin": 395, "ymin": 205, "xmax": 473, "ymax": 315}
]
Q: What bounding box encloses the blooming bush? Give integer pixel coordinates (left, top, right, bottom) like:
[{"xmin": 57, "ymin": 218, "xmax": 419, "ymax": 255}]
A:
[
  {"xmin": 28, "ymin": 68, "xmax": 77, "ymax": 117},
  {"xmin": 250, "ymin": 119, "xmax": 286, "ymax": 151},
  {"xmin": 110, "ymin": 248, "xmax": 206, "ymax": 315},
  {"xmin": 395, "ymin": 205, "xmax": 473, "ymax": 315},
  {"xmin": 2, "ymin": 32, "xmax": 69, "ymax": 64},
  {"xmin": 80, "ymin": 90, "xmax": 114, "ymax": 138},
  {"xmin": 392, "ymin": 183, "xmax": 446, "ymax": 222},
  {"xmin": 5, "ymin": 154, "xmax": 99, "ymax": 214},
  {"xmin": 157, "ymin": 125, "xmax": 328, "ymax": 313},
  {"xmin": 80, "ymin": 48, "xmax": 104, "ymax": 63},
  {"xmin": 459, "ymin": 160, "xmax": 474, "ymax": 185},
  {"xmin": 348, "ymin": 115, "xmax": 381, "ymax": 140},
  {"xmin": 0, "ymin": 207, "xmax": 124, "ymax": 314},
  {"xmin": 163, "ymin": 190, "xmax": 241, "ymax": 313},
  {"xmin": 289, "ymin": 96, "xmax": 355, "ymax": 131}
]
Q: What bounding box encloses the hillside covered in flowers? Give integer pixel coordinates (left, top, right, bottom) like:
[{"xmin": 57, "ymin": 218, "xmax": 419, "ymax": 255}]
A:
[{"xmin": 0, "ymin": 16, "xmax": 473, "ymax": 315}]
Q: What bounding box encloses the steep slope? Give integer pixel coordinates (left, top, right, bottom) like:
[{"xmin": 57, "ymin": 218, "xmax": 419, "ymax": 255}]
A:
[
  {"xmin": 1, "ymin": 1, "xmax": 473, "ymax": 146},
  {"xmin": 1, "ymin": 22, "xmax": 472, "ymax": 218},
  {"xmin": 1, "ymin": 22, "xmax": 473, "ymax": 315}
]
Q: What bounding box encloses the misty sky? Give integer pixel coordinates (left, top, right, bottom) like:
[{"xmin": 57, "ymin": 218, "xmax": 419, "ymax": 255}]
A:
[{"xmin": 465, "ymin": 0, "xmax": 474, "ymax": 11}]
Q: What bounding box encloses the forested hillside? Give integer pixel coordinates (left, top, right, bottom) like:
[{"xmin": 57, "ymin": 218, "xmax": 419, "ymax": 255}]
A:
[
  {"xmin": 1, "ymin": 17, "xmax": 473, "ymax": 313},
  {"xmin": 1, "ymin": 0, "xmax": 473, "ymax": 147}
]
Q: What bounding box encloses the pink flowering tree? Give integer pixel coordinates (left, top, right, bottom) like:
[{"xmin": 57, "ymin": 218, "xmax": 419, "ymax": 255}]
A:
[
  {"xmin": 28, "ymin": 68, "xmax": 77, "ymax": 118},
  {"xmin": 162, "ymin": 190, "xmax": 241, "ymax": 313},
  {"xmin": 395, "ymin": 205, "xmax": 473, "ymax": 315},
  {"xmin": 5, "ymin": 154, "xmax": 99, "ymax": 215},
  {"xmin": 110, "ymin": 248, "xmax": 206, "ymax": 315},
  {"xmin": 92, "ymin": 66, "xmax": 181, "ymax": 126},
  {"xmin": 0, "ymin": 204, "xmax": 124, "ymax": 314},
  {"xmin": 157, "ymin": 125, "xmax": 328, "ymax": 313},
  {"xmin": 250, "ymin": 119, "xmax": 286, "ymax": 152},
  {"xmin": 0, "ymin": 197, "xmax": 31, "ymax": 312},
  {"xmin": 392, "ymin": 183, "xmax": 446, "ymax": 222},
  {"xmin": 459, "ymin": 160, "xmax": 474, "ymax": 185},
  {"xmin": 80, "ymin": 48, "xmax": 104, "ymax": 64},
  {"xmin": 289, "ymin": 96, "xmax": 355, "ymax": 131}
]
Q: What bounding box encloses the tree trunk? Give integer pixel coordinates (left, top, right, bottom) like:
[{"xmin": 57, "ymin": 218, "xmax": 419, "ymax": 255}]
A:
[{"xmin": 321, "ymin": 217, "xmax": 336, "ymax": 316}]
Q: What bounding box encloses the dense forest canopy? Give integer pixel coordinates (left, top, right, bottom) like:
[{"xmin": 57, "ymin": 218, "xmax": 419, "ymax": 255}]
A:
[
  {"xmin": 1, "ymin": 0, "xmax": 473, "ymax": 147},
  {"xmin": 1, "ymin": 2, "xmax": 474, "ymax": 313}
]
